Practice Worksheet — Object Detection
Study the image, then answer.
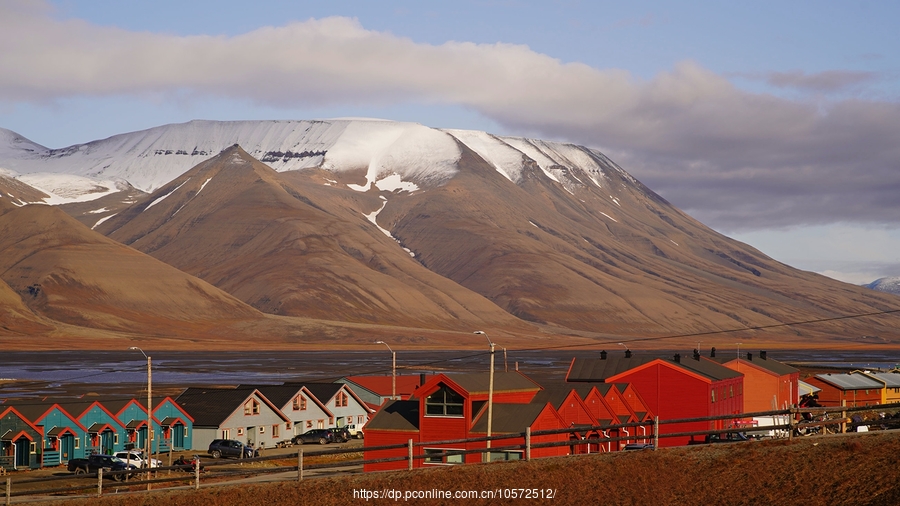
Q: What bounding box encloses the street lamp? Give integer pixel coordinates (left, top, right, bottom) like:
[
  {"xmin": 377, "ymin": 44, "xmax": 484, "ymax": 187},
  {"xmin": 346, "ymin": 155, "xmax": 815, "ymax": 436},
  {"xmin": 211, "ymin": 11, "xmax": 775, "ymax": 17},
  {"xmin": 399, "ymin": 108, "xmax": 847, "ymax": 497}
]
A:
[
  {"xmin": 129, "ymin": 347, "xmax": 152, "ymax": 473},
  {"xmin": 474, "ymin": 331, "xmax": 495, "ymax": 454},
  {"xmin": 374, "ymin": 341, "xmax": 396, "ymax": 401}
]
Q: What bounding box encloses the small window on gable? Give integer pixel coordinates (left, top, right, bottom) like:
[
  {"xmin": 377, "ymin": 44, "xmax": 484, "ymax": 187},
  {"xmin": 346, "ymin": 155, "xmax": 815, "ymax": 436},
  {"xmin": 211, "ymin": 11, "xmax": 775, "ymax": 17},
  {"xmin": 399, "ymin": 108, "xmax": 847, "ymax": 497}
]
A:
[
  {"xmin": 336, "ymin": 391, "xmax": 349, "ymax": 407},
  {"xmin": 425, "ymin": 384, "xmax": 464, "ymax": 417},
  {"xmin": 245, "ymin": 399, "xmax": 261, "ymax": 415}
]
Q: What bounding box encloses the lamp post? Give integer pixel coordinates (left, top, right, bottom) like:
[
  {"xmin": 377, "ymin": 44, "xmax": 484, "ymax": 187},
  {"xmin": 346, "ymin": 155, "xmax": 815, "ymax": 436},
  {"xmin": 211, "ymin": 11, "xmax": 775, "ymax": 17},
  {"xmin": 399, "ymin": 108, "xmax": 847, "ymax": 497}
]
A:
[
  {"xmin": 128, "ymin": 347, "xmax": 152, "ymax": 474},
  {"xmin": 375, "ymin": 341, "xmax": 396, "ymax": 400},
  {"xmin": 474, "ymin": 331, "xmax": 494, "ymax": 454}
]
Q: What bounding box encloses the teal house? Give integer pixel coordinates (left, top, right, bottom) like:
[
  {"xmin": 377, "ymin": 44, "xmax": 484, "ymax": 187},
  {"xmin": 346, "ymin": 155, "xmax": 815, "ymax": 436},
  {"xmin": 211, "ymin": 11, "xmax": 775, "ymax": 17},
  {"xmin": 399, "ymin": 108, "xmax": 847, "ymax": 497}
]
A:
[
  {"xmin": 58, "ymin": 400, "xmax": 126, "ymax": 456},
  {"xmin": 106, "ymin": 398, "xmax": 159, "ymax": 454},
  {"xmin": 0, "ymin": 406, "xmax": 43, "ymax": 470},
  {"xmin": 9, "ymin": 402, "xmax": 88, "ymax": 467},
  {"xmin": 153, "ymin": 396, "xmax": 194, "ymax": 453}
]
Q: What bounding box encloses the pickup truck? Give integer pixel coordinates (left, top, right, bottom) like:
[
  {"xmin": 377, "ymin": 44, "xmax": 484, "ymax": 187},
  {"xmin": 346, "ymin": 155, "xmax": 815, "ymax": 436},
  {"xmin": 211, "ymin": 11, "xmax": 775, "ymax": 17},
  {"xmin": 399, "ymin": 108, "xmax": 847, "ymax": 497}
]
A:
[
  {"xmin": 113, "ymin": 450, "xmax": 162, "ymax": 468},
  {"xmin": 67, "ymin": 454, "xmax": 139, "ymax": 481}
]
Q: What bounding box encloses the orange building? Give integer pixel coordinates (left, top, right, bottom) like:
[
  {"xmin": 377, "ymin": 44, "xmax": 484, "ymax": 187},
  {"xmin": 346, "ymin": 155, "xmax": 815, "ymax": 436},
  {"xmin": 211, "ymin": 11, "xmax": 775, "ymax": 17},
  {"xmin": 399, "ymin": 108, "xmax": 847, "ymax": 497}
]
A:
[{"xmin": 710, "ymin": 350, "xmax": 799, "ymax": 412}]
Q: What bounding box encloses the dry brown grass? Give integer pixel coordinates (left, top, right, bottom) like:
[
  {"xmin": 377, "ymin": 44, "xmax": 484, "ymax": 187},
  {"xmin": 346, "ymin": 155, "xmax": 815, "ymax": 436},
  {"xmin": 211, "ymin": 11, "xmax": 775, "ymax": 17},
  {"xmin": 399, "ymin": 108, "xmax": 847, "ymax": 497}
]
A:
[{"xmin": 25, "ymin": 430, "xmax": 900, "ymax": 506}]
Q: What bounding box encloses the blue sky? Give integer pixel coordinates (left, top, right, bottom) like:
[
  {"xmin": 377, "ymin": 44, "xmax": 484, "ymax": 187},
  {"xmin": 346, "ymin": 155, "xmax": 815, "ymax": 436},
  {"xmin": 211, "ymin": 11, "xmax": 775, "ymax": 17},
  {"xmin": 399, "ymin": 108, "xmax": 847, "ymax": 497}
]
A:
[{"xmin": 2, "ymin": 0, "xmax": 899, "ymax": 284}]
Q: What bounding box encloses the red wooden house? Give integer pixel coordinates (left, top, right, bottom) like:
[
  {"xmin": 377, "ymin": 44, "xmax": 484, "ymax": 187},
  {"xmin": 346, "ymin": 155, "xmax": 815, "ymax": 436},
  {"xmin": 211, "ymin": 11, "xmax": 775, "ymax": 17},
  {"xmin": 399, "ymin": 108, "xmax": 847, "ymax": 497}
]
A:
[
  {"xmin": 364, "ymin": 372, "xmax": 571, "ymax": 472},
  {"xmin": 567, "ymin": 351, "xmax": 744, "ymax": 446}
]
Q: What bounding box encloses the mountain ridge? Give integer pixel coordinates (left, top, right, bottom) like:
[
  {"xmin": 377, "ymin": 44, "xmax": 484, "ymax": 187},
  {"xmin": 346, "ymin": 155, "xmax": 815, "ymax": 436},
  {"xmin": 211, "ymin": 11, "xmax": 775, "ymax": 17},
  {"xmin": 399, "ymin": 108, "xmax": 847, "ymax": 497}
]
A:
[{"xmin": 2, "ymin": 119, "xmax": 900, "ymax": 348}]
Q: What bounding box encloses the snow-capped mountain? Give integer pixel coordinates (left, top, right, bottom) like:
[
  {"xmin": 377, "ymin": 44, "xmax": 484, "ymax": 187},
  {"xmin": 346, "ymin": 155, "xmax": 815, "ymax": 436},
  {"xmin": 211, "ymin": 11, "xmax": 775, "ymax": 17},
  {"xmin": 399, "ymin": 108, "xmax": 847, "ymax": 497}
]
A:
[
  {"xmin": 0, "ymin": 119, "xmax": 629, "ymax": 204},
  {"xmin": 865, "ymin": 277, "xmax": 900, "ymax": 295},
  {"xmin": 3, "ymin": 119, "xmax": 900, "ymax": 347}
]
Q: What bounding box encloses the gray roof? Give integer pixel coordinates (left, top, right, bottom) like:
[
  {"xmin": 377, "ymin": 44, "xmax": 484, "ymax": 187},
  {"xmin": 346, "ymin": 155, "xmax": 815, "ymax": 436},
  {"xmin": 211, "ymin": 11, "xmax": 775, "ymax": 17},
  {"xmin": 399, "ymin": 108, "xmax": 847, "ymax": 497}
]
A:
[
  {"xmin": 860, "ymin": 371, "xmax": 900, "ymax": 388},
  {"xmin": 364, "ymin": 400, "xmax": 419, "ymax": 432},
  {"xmin": 813, "ymin": 373, "xmax": 883, "ymax": 390},
  {"xmin": 441, "ymin": 372, "xmax": 541, "ymax": 396},
  {"xmin": 568, "ymin": 354, "xmax": 742, "ymax": 382},
  {"xmin": 175, "ymin": 387, "xmax": 260, "ymax": 427},
  {"xmin": 713, "ymin": 353, "xmax": 799, "ymax": 376},
  {"xmin": 470, "ymin": 402, "xmax": 550, "ymax": 434}
]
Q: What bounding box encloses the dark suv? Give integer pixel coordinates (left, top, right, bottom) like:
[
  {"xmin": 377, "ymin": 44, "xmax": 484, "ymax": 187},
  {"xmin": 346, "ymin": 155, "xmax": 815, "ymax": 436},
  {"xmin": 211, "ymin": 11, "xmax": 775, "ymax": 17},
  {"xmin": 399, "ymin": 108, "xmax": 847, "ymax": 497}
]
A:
[
  {"xmin": 208, "ymin": 439, "xmax": 258, "ymax": 459},
  {"xmin": 292, "ymin": 429, "xmax": 334, "ymax": 445}
]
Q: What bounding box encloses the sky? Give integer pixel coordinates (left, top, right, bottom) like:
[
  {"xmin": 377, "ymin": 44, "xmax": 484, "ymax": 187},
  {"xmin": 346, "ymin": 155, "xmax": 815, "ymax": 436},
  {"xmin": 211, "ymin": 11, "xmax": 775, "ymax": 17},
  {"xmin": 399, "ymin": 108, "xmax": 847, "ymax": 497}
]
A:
[{"xmin": 1, "ymin": 0, "xmax": 899, "ymax": 284}]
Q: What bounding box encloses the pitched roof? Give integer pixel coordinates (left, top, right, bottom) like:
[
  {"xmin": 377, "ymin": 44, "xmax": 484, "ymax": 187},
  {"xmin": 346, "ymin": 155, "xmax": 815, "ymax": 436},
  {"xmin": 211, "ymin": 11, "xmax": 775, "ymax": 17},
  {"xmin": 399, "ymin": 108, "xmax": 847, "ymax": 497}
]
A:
[
  {"xmin": 861, "ymin": 371, "xmax": 900, "ymax": 388},
  {"xmin": 470, "ymin": 402, "xmax": 552, "ymax": 434},
  {"xmin": 342, "ymin": 375, "xmax": 423, "ymax": 397},
  {"xmin": 175, "ymin": 387, "xmax": 287, "ymax": 427},
  {"xmin": 437, "ymin": 372, "xmax": 541, "ymax": 396},
  {"xmin": 364, "ymin": 400, "xmax": 419, "ymax": 432},
  {"xmin": 712, "ymin": 353, "xmax": 799, "ymax": 376},
  {"xmin": 239, "ymin": 384, "xmax": 333, "ymax": 416},
  {"xmin": 568, "ymin": 355, "xmax": 742, "ymax": 382},
  {"xmin": 530, "ymin": 382, "xmax": 593, "ymax": 409},
  {"xmin": 812, "ymin": 373, "xmax": 884, "ymax": 390}
]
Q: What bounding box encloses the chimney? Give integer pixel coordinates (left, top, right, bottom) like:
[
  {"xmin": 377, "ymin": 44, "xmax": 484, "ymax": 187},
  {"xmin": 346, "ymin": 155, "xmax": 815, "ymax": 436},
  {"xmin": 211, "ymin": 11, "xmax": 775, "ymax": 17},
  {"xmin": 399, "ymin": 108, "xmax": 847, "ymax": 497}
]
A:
[
  {"xmin": 760, "ymin": 351, "xmax": 767, "ymax": 360},
  {"xmin": 693, "ymin": 349, "xmax": 700, "ymax": 360},
  {"xmin": 419, "ymin": 373, "xmax": 427, "ymax": 386},
  {"xmin": 747, "ymin": 352, "xmax": 753, "ymax": 361},
  {"xmin": 674, "ymin": 353, "xmax": 681, "ymax": 363},
  {"xmin": 710, "ymin": 347, "xmax": 716, "ymax": 358},
  {"xmin": 625, "ymin": 350, "xmax": 632, "ymax": 358},
  {"xmin": 600, "ymin": 350, "xmax": 607, "ymax": 360}
]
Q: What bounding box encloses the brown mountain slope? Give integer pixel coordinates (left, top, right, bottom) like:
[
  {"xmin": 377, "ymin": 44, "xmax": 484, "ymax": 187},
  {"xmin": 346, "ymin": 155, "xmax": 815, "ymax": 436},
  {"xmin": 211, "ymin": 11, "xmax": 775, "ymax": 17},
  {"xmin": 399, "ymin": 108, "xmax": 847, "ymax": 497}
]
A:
[
  {"xmin": 0, "ymin": 201, "xmax": 263, "ymax": 337},
  {"xmin": 374, "ymin": 142, "xmax": 900, "ymax": 344},
  {"xmin": 97, "ymin": 146, "xmax": 526, "ymax": 330},
  {"xmin": 0, "ymin": 173, "xmax": 50, "ymax": 206}
]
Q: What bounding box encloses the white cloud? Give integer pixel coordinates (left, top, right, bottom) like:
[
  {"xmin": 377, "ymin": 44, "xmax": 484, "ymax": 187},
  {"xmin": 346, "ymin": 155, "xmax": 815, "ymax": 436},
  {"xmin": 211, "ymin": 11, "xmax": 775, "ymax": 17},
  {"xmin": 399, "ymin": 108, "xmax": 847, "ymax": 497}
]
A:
[{"xmin": 3, "ymin": 1, "xmax": 900, "ymax": 235}]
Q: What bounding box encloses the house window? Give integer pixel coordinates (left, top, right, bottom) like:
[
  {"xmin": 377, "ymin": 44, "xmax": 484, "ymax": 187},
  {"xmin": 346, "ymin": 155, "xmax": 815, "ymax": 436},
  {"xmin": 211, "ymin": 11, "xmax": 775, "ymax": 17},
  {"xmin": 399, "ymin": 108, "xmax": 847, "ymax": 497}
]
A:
[
  {"xmin": 488, "ymin": 451, "xmax": 522, "ymax": 462},
  {"xmin": 293, "ymin": 395, "xmax": 307, "ymax": 411},
  {"xmin": 424, "ymin": 448, "xmax": 464, "ymax": 465},
  {"xmin": 286, "ymin": 422, "xmax": 291, "ymax": 431},
  {"xmin": 114, "ymin": 434, "xmax": 119, "ymax": 445},
  {"xmin": 347, "ymin": 416, "xmax": 353, "ymax": 425},
  {"xmin": 711, "ymin": 390, "xmax": 716, "ymax": 403},
  {"xmin": 245, "ymin": 399, "xmax": 261, "ymax": 415},
  {"xmin": 317, "ymin": 420, "xmax": 324, "ymax": 429},
  {"xmin": 223, "ymin": 430, "xmax": 230, "ymax": 439},
  {"xmin": 358, "ymin": 415, "xmax": 365, "ymax": 424},
  {"xmin": 328, "ymin": 417, "xmax": 334, "ymax": 425},
  {"xmin": 74, "ymin": 438, "xmax": 80, "ymax": 449},
  {"xmin": 425, "ymin": 385, "xmax": 464, "ymax": 417},
  {"xmin": 259, "ymin": 426, "xmax": 266, "ymax": 434},
  {"xmin": 184, "ymin": 427, "xmax": 189, "ymax": 438},
  {"xmin": 306, "ymin": 421, "xmax": 313, "ymax": 429},
  {"xmin": 273, "ymin": 425, "xmax": 280, "ymax": 438},
  {"xmin": 237, "ymin": 428, "xmax": 244, "ymax": 436},
  {"xmin": 30, "ymin": 442, "xmax": 37, "ymax": 454},
  {"xmin": 335, "ymin": 391, "xmax": 349, "ymax": 407},
  {"xmin": 729, "ymin": 386, "xmax": 734, "ymax": 398}
]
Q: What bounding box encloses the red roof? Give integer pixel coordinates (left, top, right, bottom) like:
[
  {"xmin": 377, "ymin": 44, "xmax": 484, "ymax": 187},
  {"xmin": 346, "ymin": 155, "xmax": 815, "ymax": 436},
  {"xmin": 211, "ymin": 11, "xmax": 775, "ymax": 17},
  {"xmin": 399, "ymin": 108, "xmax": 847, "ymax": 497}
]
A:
[{"xmin": 344, "ymin": 375, "xmax": 422, "ymax": 398}]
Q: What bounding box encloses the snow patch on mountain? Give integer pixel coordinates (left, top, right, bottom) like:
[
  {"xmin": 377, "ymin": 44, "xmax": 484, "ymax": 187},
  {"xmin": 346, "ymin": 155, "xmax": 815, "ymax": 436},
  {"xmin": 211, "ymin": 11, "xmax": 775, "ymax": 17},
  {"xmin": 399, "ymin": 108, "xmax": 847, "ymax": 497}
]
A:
[
  {"xmin": 444, "ymin": 130, "xmax": 525, "ymax": 183},
  {"xmin": 16, "ymin": 173, "xmax": 125, "ymax": 205},
  {"xmin": 362, "ymin": 196, "xmax": 415, "ymax": 257},
  {"xmin": 145, "ymin": 178, "xmax": 189, "ymax": 211}
]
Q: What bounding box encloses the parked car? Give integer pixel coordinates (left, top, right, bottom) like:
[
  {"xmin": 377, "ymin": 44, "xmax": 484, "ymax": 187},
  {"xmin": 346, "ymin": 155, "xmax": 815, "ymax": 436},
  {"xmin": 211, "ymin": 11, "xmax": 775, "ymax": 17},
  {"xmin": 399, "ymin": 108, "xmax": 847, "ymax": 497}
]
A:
[
  {"xmin": 207, "ymin": 439, "xmax": 259, "ymax": 459},
  {"xmin": 344, "ymin": 423, "xmax": 364, "ymax": 439},
  {"xmin": 67, "ymin": 454, "xmax": 139, "ymax": 481},
  {"xmin": 623, "ymin": 443, "xmax": 654, "ymax": 451},
  {"xmin": 292, "ymin": 429, "xmax": 334, "ymax": 445},
  {"xmin": 114, "ymin": 450, "xmax": 162, "ymax": 468},
  {"xmin": 331, "ymin": 426, "xmax": 351, "ymax": 443},
  {"xmin": 690, "ymin": 432, "xmax": 750, "ymax": 445}
]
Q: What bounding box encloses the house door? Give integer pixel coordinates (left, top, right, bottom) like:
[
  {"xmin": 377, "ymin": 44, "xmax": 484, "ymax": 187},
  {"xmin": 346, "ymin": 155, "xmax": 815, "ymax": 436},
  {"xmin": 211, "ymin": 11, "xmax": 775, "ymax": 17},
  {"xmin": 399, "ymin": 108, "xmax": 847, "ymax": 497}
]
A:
[
  {"xmin": 100, "ymin": 430, "xmax": 115, "ymax": 454},
  {"xmin": 173, "ymin": 423, "xmax": 184, "ymax": 449},
  {"xmin": 60, "ymin": 434, "xmax": 75, "ymax": 461},
  {"xmin": 246, "ymin": 427, "xmax": 256, "ymax": 446},
  {"xmin": 14, "ymin": 438, "xmax": 29, "ymax": 468}
]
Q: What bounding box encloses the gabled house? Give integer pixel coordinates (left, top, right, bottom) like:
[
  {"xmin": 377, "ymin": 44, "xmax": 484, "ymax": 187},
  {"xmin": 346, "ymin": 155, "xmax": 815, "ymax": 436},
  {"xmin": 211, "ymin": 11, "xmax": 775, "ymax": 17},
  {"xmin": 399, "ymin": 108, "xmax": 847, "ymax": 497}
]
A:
[
  {"xmin": 805, "ymin": 373, "xmax": 883, "ymax": 407},
  {"xmin": 289, "ymin": 383, "xmax": 372, "ymax": 430},
  {"xmin": 567, "ymin": 351, "xmax": 744, "ymax": 446},
  {"xmin": 239, "ymin": 384, "xmax": 332, "ymax": 436},
  {"xmin": 56, "ymin": 400, "xmax": 127, "ymax": 456},
  {"xmin": 152, "ymin": 396, "xmax": 194, "ymax": 453},
  {"xmin": 363, "ymin": 372, "xmax": 569, "ymax": 472},
  {"xmin": 104, "ymin": 397, "xmax": 161, "ymax": 455},
  {"xmin": 0, "ymin": 406, "xmax": 43, "ymax": 470},
  {"xmin": 176, "ymin": 387, "xmax": 290, "ymax": 451},
  {"xmin": 8, "ymin": 402, "xmax": 88, "ymax": 467},
  {"xmin": 709, "ymin": 350, "xmax": 799, "ymax": 411}
]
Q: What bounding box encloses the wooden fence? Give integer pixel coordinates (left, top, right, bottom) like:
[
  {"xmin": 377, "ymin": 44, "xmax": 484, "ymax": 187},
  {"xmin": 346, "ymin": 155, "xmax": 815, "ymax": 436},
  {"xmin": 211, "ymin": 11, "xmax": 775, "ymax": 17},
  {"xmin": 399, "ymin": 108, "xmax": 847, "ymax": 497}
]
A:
[{"xmin": 4, "ymin": 402, "xmax": 898, "ymax": 505}]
